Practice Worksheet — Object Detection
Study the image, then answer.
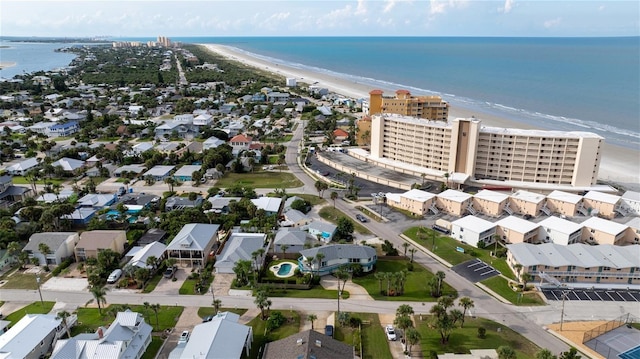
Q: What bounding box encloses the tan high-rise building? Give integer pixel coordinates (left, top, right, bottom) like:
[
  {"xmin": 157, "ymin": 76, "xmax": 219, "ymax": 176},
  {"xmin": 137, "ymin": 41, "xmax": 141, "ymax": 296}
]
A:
[
  {"xmin": 368, "ymin": 89, "xmax": 449, "ymax": 121},
  {"xmin": 370, "ymin": 114, "xmax": 603, "ymax": 187}
]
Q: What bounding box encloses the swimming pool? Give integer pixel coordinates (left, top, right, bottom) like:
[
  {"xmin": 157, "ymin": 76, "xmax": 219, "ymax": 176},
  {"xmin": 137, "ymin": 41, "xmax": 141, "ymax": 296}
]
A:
[
  {"xmin": 270, "ymin": 261, "xmax": 296, "ymax": 278},
  {"xmin": 620, "ymin": 346, "xmax": 640, "ymax": 359}
]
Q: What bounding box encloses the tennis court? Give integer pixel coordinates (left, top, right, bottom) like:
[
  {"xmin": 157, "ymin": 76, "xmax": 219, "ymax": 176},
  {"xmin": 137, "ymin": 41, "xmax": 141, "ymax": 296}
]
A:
[{"xmin": 584, "ymin": 325, "xmax": 640, "ymax": 359}]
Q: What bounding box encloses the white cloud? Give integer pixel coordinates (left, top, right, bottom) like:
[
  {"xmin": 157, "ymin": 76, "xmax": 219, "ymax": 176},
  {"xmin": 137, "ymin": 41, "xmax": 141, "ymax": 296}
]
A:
[
  {"xmin": 258, "ymin": 11, "xmax": 291, "ymax": 31},
  {"xmin": 543, "ymin": 17, "xmax": 562, "ymax": 29},
  {"xmin": 355, "ymin": 0, "xmax": 367, "ymax": 15},
  {"xmin": 383, "ymin": 0, "xmax": 396, "ymax": 13},
  {"xmin": 499, "ymin": 0, "xmax": 514, "ymax": 13},
  {"xmin": 598, "ymin": 5, "xmax": 605, "ymax": 11},
  {"xmin": 429, "ymin": 0, "xmax": 469, "ymax": 15}
]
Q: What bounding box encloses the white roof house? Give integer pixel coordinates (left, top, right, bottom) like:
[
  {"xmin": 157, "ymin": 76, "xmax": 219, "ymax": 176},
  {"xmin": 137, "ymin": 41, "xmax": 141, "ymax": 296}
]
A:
[
  {"xmin": 215, "ymin": 233, "xmax": 266, "ymax": 274},
  {"xmin": 51, "ymin": 157, "xmax": 85, "ymax": 172},
  {"xmin": 401, "ymin": 189, "xmax": 436, "ymax": 202},
  {"xmin": 450, "ymin": 216, "xmax": 496, "ymax": 248},
  {"xmin": 473, "ymin": 189, "xmax": 510, "ymax": 203},
  {"xmin": 165, "ymin": 223, "xmax": 220, "ymax": 266},
  {"xmin": 0, "ymin": 314, "xmax": 62, "ymax": 359},
  {"xmin": 203, "ymin": 136, "xmax": 226, "ymax": 150},
  {"xmin": 125, "ymin": 242, "xmax": 166, "ymax": 270},
  {"xmin": 621, "ymin": 190, "xmax": 640, "ymax": 215},
  {"xmin": 168, "ymin": 312, "xmax": 252, "ymax": 359},
  {"xmin": 251, "ymin": 197, "xmax": 283, "ymax": 215},
  {"xmin": 580, "ymin": 217, "xmax": 629, "ymax": 236},
  {"xmin": 508, "ymin": 243, "xmax": 640, "ymax": 269},
  {"xmin": 496, "ymin": 216, "xmax": 540, "ymax": 234},
  {"xmin": 6, "ymin": 157, "xmax": 39, "ymax": 175},
  {"xmin": 584, "ymin": 191, "xmax": 621, "ymax": 205},
  {"xmin": 537, "ymin": 216, "xmax": 583, "ymax": 245},
  {"xmin": 51, "ymin": 311, "xmax": 152, "ymax": 359},
  {"xmin": 510, "ymin": 190, "xmax": 546, "ymax": 204},
  {"xmin": 173, "ymin": 165, "xmax": 202, "ymax": 180},
  {"xmin": 437, "ymin": 189, "xmax": 473, "ymax": 203},
  {"xmin": 546, "ymin": 190, "xmax": 583, "ymax": 204},
  {"xmin": 142, "ymin": 165, "xmax": 175, "ymax": 180}
]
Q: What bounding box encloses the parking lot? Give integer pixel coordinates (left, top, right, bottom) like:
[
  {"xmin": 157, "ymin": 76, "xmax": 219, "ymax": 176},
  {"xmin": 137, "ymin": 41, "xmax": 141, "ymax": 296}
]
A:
[
  {"xmin": 542, "ymin": 288, "xmax": 640, "ymax": 302},
  {"xmin": 452, "ymin": 259, "xmax": 500, "ymax": 283}
]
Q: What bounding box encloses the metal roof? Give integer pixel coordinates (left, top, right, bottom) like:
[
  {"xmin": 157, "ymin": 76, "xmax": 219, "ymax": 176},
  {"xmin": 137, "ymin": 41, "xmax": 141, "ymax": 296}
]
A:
[
  {"xmin": 24, "ymin": 232, "xmax": 77, "ymax": 252},
  {"xmin": 215, "ymin": 233, "xmax": 265, "ymax": 269},
  {"xmin": 166, "ymin": 223, "xmax": 219, "ymax": 251},
  {"xmin": 510, "ymin": 190, "xmax": 545, "ymax": 204},
  {"xmin": 580, "ymin": 217, "xmax": 628, "ymax": 235},
  {"xmin": 437, "ymin": 189, "xmax": 472, "ymax": 203},
  {"xmin": 473, "ymin": 189, "xmax": 509, "ymax": 203},
  {"xmin": 584, "ymin": 191, "xmax": 621, "ymax": 205},
  {"xmin": 401, "ymin": 189, "xmax": 436, "ymax": 202},
  {"xmin": 300, "ymin": 244, "xmax": 376, "ymax": 262},
  {"xmin": 546, "ymin": 190, "xmax": 583, "ymax": 204},
  {"xmin": 496, "ymin": 216, "xmax": 540, "ymax": 234},
  {"xmin": 537, "ymin": 216, "xmax": 582, "ymax": 235},
  {"xmin": 0, "ymin": 314, "xmax": 61, "ymax": 358},
  {"xmin": 507, "ymin": 243, "xmax": 640, "ymax": 269},
  {"xmin": 452, "ymin": 216, "xmax": 495, "ymax": 233}
]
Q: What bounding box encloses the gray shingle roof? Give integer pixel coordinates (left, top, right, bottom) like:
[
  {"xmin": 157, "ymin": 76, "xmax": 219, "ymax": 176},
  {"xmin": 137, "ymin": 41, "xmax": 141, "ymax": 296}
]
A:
[
  {"xmin": 274, "ymin": 229, "xmax": 309, "ymax": 246},
  {"xmin": 262, "ymin": 329, "xmax": 353, "ymax": 359},
  {"xmin": 166, "ymin": 223, "xmax": 220, "ymax": 251},
  {"xmin": 24, "ymin": 232, "xmax": 77, "ymax": 252}
]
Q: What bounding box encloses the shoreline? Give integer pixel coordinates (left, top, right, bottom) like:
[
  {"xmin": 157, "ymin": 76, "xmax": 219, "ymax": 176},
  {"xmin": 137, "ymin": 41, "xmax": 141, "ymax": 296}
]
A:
[
  {"xmin": 0, "ymin": 61, "xmax": 17, "ymax": 70},
  {"xmin": 200, "ymin": 43, "xmax": 640, "ymax": 192}
]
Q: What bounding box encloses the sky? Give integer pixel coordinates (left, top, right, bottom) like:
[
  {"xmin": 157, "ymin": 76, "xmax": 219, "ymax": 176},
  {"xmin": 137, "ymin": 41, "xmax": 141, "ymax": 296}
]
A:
[{"xmin": 1, "ymin": 0, "xmax": 639, "ymax": 38}]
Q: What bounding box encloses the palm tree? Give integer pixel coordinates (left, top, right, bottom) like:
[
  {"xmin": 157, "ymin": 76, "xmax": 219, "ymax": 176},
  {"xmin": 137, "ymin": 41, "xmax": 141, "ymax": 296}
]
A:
[
  {"xmin": 307, "ymin": 314, "xmax": 318, "ymax": 329},
  {"xmin": 151, "ymin": 304, "xmax": 161, "ymax": 330},
  {"xmin": 405, "ymin": 327, "xmax": 422, "ymax": 355},
  {"xmin": 7, "ymin": 241, "xmax": 21, "ymax": 263},
  {"xmin": 254, "ymin": 290, "xmax": 272, "ymax": 320},
  {"xmin": 164, "ymin": 177, "xmax": 176, "ymax": 193},
  {"xmin": 56, "ymin": 310, "xmax": 72, "ymax": 338},
  {"xmin": 521, "ymin": 273, "xmax": 533, "ymax": 291},
  {"xmin": 435, "ymin": 271, "xmax": 446, "ymax": 297},
  {"xmin": 143, "ymin": 302, "xmax": 151, "ymax": 323},
  {"xmin": 408, "ymin": 248, "xmax": 417, "ymax": 263},
  {"xmin": 280, "ymin": 244, "xmax": 289, "ymax": 260},
  {"xmin": 536, "ymin": 349, "xmax": 558, "ymax": 359},
  {"xmin": 213, "ymin": 299, "xmax": 222, "ymax": 314},
  {"xmin": 514, "ymin": 263, "xmax": 523, "ymax": 281},
  {"xmin": 314, "ymin": 253, "xmax": 325, "ymax": 278},
  {"xmin": 374, "ymin": 272, "xmax": 384, "ymax": 294},
  {"xmin": 330, "ymin": 191, "xmax": 338, "ymax": 207},
  {"xmin": 396, "ymin": 304, "xmax": 414, "ymax": 317},
  {"xmin": 90, "ymin": 284, "xmax": 107, "ymax": 315},
  {"xmin": 458, "ymin": 297, "xmax": 474, "ymax": 328},
  {"xmin": 402, "ymin": 242, "xmax": 410, "ymax": 257},
  {"xmin": 38, "ymin": 243, "xmax": 50, "ymax": 266}
]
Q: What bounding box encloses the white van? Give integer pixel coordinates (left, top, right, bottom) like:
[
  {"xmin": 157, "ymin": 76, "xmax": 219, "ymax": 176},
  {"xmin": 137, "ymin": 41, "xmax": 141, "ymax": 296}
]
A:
[{"xmin": 107, "ymin": 269, "xmax": 123, "ymax": 284}]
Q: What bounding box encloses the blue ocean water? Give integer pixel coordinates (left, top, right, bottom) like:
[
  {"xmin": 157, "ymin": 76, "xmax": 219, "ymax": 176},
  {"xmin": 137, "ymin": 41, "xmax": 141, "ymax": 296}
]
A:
[{"xmin": 0, "ymin": 40, "xmax": 78, "ymax": 79}]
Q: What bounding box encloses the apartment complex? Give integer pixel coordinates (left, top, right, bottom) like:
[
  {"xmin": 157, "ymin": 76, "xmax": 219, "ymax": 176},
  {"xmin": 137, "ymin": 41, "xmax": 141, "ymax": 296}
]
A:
[
  {"xmin": 370, "ymin": 114, "xmax": 603, "ymax": 187},
  {"xmin": 368, "ymin": 89, "xmax": 449, "ymax": 121}
]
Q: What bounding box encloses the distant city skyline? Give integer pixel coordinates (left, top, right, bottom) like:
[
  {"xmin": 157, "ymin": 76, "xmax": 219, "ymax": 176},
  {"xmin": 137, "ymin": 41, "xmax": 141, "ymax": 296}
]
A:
[{"xmin": 1, "ymin": 0, "xmax": 638, "ymax": 38}]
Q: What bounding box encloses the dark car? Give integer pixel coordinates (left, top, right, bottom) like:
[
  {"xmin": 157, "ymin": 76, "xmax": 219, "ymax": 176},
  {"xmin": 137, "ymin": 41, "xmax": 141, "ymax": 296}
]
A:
[
  {"xmin": 324, "ymin": 325, "xmax": 334, "ymax": 338},
  {"xmin": 202, "ymin": 314, "xmax": 215, "ymax": 322},
  {"xmin": 163, "ymin": 265, "xmax": 177, "ymax": 279},
  {"xmin": 356, "ymin": 214, "xmax": 368, "ymax": 223}
]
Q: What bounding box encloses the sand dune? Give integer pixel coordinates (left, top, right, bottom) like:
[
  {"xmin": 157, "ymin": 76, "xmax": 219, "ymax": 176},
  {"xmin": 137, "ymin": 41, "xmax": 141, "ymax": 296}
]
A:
[{"xmin": 201, "ymin": 44, "xmax": 639, "ymax": 192}]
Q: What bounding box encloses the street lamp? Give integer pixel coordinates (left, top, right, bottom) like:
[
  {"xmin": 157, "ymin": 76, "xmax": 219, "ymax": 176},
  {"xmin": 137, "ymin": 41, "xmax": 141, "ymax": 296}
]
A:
[
  {"xmin": 36, "ymin": 274, "xmax": 44, "ymax": 306},
  {"xmin": 560, "ymin": 290, "xmax": 569, "ymax": 331}
]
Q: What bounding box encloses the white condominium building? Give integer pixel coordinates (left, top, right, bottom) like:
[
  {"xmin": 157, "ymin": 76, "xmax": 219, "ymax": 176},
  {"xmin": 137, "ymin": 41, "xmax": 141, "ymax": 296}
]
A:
[{"xmin": 370, "ymin": 114, "xmax": 603, "ymax": 187}]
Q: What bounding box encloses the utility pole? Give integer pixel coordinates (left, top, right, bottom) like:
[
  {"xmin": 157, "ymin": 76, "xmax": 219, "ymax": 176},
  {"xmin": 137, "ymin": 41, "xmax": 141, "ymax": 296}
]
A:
[{"xmin": 560, "ymin": 290, "xmax": 569, "ymax": 331}]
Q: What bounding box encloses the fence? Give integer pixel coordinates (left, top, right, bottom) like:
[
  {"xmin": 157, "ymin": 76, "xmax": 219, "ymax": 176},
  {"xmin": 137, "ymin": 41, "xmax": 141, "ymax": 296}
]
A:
[{"xmin": 582, "ymin": 313, "xmax": 632, "ymax": 343}]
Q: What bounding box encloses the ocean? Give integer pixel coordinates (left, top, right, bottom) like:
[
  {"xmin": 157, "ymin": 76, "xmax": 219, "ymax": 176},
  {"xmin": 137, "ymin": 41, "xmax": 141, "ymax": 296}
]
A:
[
  {"xmin": 3, "ymin": 37, "xmax": 639, "ymax": 150},
  {"xmin": 0, "ymin": 40, "xmax": 78, "ymax": 79}
]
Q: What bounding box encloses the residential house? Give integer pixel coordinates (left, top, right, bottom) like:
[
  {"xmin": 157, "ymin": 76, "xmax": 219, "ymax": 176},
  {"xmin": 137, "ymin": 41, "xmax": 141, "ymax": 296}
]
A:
[
  {"xmin": 74, "ymin": 230, "xmax": 127, "ymax": 262},
  {"xmin": 62, "ymin": 207, "xmax": 97, "ymax": 225},
  {"xmin": 307, "ymin": 221, "xmax": 338, "ymax": 242},
  {"xmin": 51, "ymin": 157, "xmax": 85, "ymax": 172},
  {"xmin": 251, "ymin": 197, "xmax": 283, "ymax": 216},
  {"xmin": 229, "ymin": 134, "xmax": 252, "ymax": 156},
  {"xmin": 126, "ymin": 142, "xmax": 154, "ymax": 157},
  {"xmin": 545, "ymin": 190, "xmax": 585, "ymax": 217},
  {"xmin": 280, "ymin": 208, "xmax": 311, "ymax": 228},
  {"xmin": 262, "ymin": 329, "xmax": 354, "ymax": 359},
  {"xmin": 621, "ymin": 191, "xmax": 640, "ymax": 216},
  {"xmin": 298, "ymin": 244, "xmax": 377, "ymax": 276},
  {"xmin": 274, "ymin": 228, "xmax": 316, "ymax": 255},
  {"xmin": 203, "ymin": 136, "xmax": 226, "ymax": 150},
  {"xmin": 0, "ymin": 176, "xmax": 32, "ymax": 206},
  {"xmin": 165, "ymin": 195, "xmax": 203, "ymax": 211},
  {"xmin": 24, "ymin": 232, "xmax": 79, "ymax": 266},
  {"xmin": 137, "ymin": 228, "xmax": 168, "ymax": 246},
  {"xmin": 165, "ymin": 223, "xmax": 220, "ymax": 267},
  {"xmin": 471, "ymin": 190, "xmax": 510, "ymax": 217},
  {"xmin": 0, "ymin": 314, "xmax": 64, "ymax": 359},
  {"xmin": 385, "ymin": 189, "xmax": 436, "ymax": 216},
  {"xmin": 283, "ymin": 196, "xmax": 305, "ymax": 212},
  {"xmin": 28, "ymin": 121, "xmax": 56, "ymax": 135},
  {"xmin": 114, "ymin": 164, "xmax": 147, "ymax": 178},
  {"xmin": 496, "ymin": 216, "xmax": 540, "ymax": 244},
  {"xmin": 155, "ymin": 121, "xmax": 197, "ymax": 139},
  {"xmin": 537, "ymin": 216, "xmax": 583, "ymax": 246},
  {"xmin": 154, "ymin": 142, "xmax": 180, "ymax": 153},
  {"xmin": 168, "ymin": 312, "xmax": 252, "ymax": 359},
  {"xmin": 142, "ymin": 165, "xmax": 175, "ymax": 181},
  {"xmin": 51, "ymin": 311, "xmax": 152, "ymax": 359},
  {"xmin": 207, "ymin": 197, "xmax": 242, "ymax": 214},
  {"xmin": 266, "ymin": 92, "xmax": 290, "ymax": 103},
  {"xmin": 508, "ymin": 190, "xmax": 548, "ymax": 217},
  {"xmin": 173, "ymin": 164, "xmax": 202, "ymax": 182},
  {"xmin": 124, "ymin": 242, "xmax": 166, "ymax": 270},
  {"xmin": 332, "ymin": 128, "xmax": 349, "ymax": 142},
  {"xmin": 582, "ymin": 191, "xmax": 625, "ymax": 219},
  {"xmin": 450, "ymin": 216, "xmax": 496, "ymax": 248},
  {"xmin": 506, "ymin": 242, "xmax": 640, "ymax": 285},
  {"xmin": 435, "ymin": 189, "xmax": 473, "ymax": 217},
  {"xmin": 77, "ymin": 193, "xmax": 117, "ymax": 209},
  {"xmin": 580, "ymin": 217, "xmax": 631, "ymax": 245},
  {"xmin": 6, "ymin": 157, "xmax": 40, "ymax": 176},
  {"xmin": 114, "ymin": 193, "xmax": 161, "ymax": 212},
  {"xmin": 215, "ymin": 233, "xmax": 266, "ymax": 274},
  {"xmin": 46, "ymin": 121, "xmax": 79, "ymax": 137},
  {"xmin": 37, "ymin": 189, "xmax": 75, "ymax": 203},
  {"xmin": 193, "ymin": 113, "xmax": 213, "ymax": 126}
]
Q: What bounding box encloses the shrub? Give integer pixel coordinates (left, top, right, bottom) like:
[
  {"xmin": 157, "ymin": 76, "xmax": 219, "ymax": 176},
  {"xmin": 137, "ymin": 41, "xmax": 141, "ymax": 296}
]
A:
[
  {"xmin": 349, "ymin": 317, "xmax": 362, "ymax": 328},
  {"xmin": 406, "ymin": 262, "xmax": 414, "ymax": 271},
  {"xmin": 51, "ymin": 258, "xmax": 74, "ymax": 276},
  {"xmin": 477, "ymin": 327, "xmax": 486, "ymax": 338},
  {"xmin": 266, "ymin": 311, "xmax": 286, "ymax": 331}
]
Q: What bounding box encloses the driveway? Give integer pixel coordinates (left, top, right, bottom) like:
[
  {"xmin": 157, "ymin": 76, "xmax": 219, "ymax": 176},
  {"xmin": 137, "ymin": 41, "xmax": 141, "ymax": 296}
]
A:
[
  {"xmin": 150, "ymin": 267, "xmax": 189, "ymax": 295},
  {"xmin": 155, "ymin": 306, "xmax": 202, "ymax": 359},
  {"xmin": 320, "ymin": 275, "xmax": 373, "ymax": 301}
]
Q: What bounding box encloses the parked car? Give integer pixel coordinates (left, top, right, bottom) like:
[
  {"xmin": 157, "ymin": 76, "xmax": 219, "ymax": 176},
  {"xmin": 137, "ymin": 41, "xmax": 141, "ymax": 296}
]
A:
[
  {"xmin": 107, "ymin": 269, "xmax": 123, "ymax": 284},
  {"xmin": 164, "ymin": 265, "xmax": 177, "ymax": 279},
  {"xmin": 324, "ymin": 325, "xmax": 334, "ymax": 338},
  {"xmin": 117, "ymin": 186, "xmax": 126, "ymax": 196},
  {"xmin": 178, "ymin": 330, "xmax": 190, "ymax": 344},
  {"xmin": 202, "ymin": 314, "xmax": 215, "ymax": 322},
  {"xmin": 385, "ymin": 325, "xmax": 397, "ymax": 341},
  {"xmin": 356, "ymin": 214, "xmax": 368, "ymax": 223}
]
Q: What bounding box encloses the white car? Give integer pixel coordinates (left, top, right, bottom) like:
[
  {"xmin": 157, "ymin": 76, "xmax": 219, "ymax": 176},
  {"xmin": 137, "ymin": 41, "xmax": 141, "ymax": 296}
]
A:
[
  {"xmin": 178, "ymin": 330, "xmax": 190, "ymax": 344},
  {"xmin": 385, "ymin": 325, "xmax": 397, "ymax": 341}
]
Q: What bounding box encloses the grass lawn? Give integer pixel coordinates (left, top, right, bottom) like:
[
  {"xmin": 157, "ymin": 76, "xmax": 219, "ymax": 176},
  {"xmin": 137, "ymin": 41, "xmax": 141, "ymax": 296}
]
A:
[
  {"xmin": 416, "ymin": 317, "xmax": 540, "ymax": 359},
  {"xmin": 141, "ymin": 336, "xmax": 164, "ymax": 359},
  {"xmin": 10, "ymin": 176, "xmax": 66, "ymax": 185},
  {"xmin": 319, "ymin": 206, "xmax": 371, "ymax": 235},
  {"xmin": 353, "ymin": 259, "xmax": 457, "ymax": 301},
  {"xmin": 0, "ymin": 270, "xmax": 50, "ymax": 290},
  {"xmin": 335, "ymin": 313, "xmax": 393, "ymax": 359},
  {"xmin": 197, "ymin": 307, "xmax": 248, "ymax": 318},
  {"xmin": 480, "ymin": 276, "xmax": 545, "ymax": 306},
  {"xmin": 4, "ymin": 302, "xmax": 55, "ymax": 324},
  {"xmin": 268, "ymin": 286, "xmax": 350, "ymax": 299},
  {"xmin": 247, "ymin": 310, "xmax": 300, "ymax": 359},
  {"xmin": 72, "ymin": 305, "xmax": 183, "ymax": 335},
  {"xmin": 292, "ymin": 193, "xmax": 327, "ymax": 206},
  {"xmin": 216, "ymin": 171, "xmax": 303, "ymax": 188},
  {"xmin": 142, "ymin": 273, "xmax": 163, "ymax": 293},
  {"xmin": 403, "ymin": 227, "xmax": 515, "ymax": 280},
  {"xmin": 178, "ymin": 276, "xmax": 213, "ymax": 295}
]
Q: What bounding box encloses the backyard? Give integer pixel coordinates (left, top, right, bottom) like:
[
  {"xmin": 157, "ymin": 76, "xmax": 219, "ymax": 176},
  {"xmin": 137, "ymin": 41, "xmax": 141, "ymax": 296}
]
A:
[
  {"xmin": 215, "ymin": 171, "xmax": 303, "ymax": 188},
  {"xmin": 416, "ymin": 316, "xmax": 540, "ymax": 358},
  {"xmin": 247, "ymin": 310, "xmax": 300, "ymax": 359},
  {"xmin": 352, "ymin": 259, "xmax": 457, "ymax": 301},
  {"xmin": 334, "ymin": 313, "xmax": 393, "ymax": 359}
]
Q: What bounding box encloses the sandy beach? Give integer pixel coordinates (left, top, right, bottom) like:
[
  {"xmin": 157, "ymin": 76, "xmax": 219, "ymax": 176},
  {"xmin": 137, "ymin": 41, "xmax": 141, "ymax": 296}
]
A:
[
  {"xmin": 0, "ymin": 61, "xmax": 17, "ymax": 70},
  {"xmin": 201, "ymin": 44, "xmax": 639, "ymax": 191}
]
